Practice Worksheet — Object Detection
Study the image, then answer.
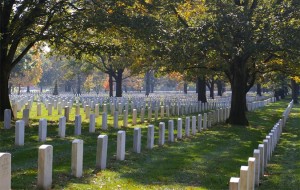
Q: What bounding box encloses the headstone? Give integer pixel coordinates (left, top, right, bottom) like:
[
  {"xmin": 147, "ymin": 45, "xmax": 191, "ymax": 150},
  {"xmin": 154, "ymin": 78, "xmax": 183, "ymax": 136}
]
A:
[
  {"xmin": 22, "ymin": 108, "xmax": 29, "ymax": 127},
  {"xmin": 118, "ymin": 103, "xmax": 123, "ymax": 114},
  {"xmin": 140, "ymin": 107, "xmax": 145, "ymax": 123},
  {"xmin": 168, "ymin": 120, "xmax": 174, "ymax": 142},
  {"xmin": 147, "ymin": 107, "xmax": 152, "ymax": 122},
  {"xmin": 154, "ymin": 107, "xmax": 158, "ymax": 121},
  {"xmin": 38, "ymin": 145, "xmax": 53, "ymax": 190},
  {"xmin": 48, "ymin": 103, "xmax": 52, "ymax": 116},
  {"xmin": 110, "ymin": 103, "xmax": 115, "ymax": 116},
  {"xmin": 85, "ymin": 105, "xmax": 90, "ymax": 119},
  {"xmin": 95, "ymin": 104, "xmax": 99, "ymax": 117},
  {"xmin": 38, "ymin": 119, "xmax": 47, "ymax": 142},
  {"xmin": 198, "ymin": 114, "xmax": 202, "ymax": 132},
  {"xmin": 102, "ymin": 112, "xmax": 108, "ymax": 130},
  {"xmin": 177, "ymin": 118, "xmax": 183, "ymax": 139},
  {"xmin": 116, "ymin": 131, "xmax": 126, "ymax": 161},
  {"xmin": 185, "ymin": 117, "xmax": 190, "ymax": 137},
  {"xmin": 114, "ymin": 111, "xmax": 119, "ymax": 129},
  {"xmin": 103, "ymin": 104, "xmax": 107, "ymax": 113},
  {"xmin": 57, "ymin": 102, "xmax": 62, "ymax": 115},
  {"xmin": 132, "ymin": 109, "xmax": 137, "ymax": 126},
  {"xmin": 253, "ymin": 149, "xmax": 260, "ymax": 186},
  {"xmin": 147, "ymin": 125, "xmax": 154, "ymax": 149},
  {"xmin": 159, "ymin": 122, "xmax": 165, "ymax": 146},
  {"xmin": 4, "ymin": 109, "xmax": 11, "ymax": 129},
  {"xmin": 229, "ymin": 177, "xmax": 240, "ymax": 190},
  {"xmin": 263, "ymin": 139, "xmax": 268, "ymax": 167},
  {"xmin": 59, "ymin": 116, "xmax": 66, "ymax": 138},
  {"xmin": 89, "ymin": 114, "xmax": 96, "ymax": 133},
  {"xmin": 133, "ymin": 128, "xmax": 141, "ymax": 153},
  {"xmin": 15, "ymin": 120, "xmax": 25, "ymax": 146},
  {"xmin": 258, "ymin": 144, "xmax": 265, "ymax": 177},
  {"xmin": 64, "ymin": 106, "xmax": 70, "ymax": 122},
  {"xmin": 166, "ymin": 105, "xmax": 170, "ymax": 118},
  {"xmin": 0, "ymin": 153, "xmax": 11, "ymax": 190},
  {"xmin": 72, "ymin": 139, "xmax": 83, "ymax": 178},
  {"xmin": 123, "ymin": 110, "xmax": 128, "ymax": 127},
  {"xmin": 248, "ymin": 157, "xmax": 256, "ymax": 190},
  {"xmin": 240, "ymin": 166, "xmax": 249, "ymax": 190},
  {"xmin": 75, "ymin": 115, "xmax": 82, "ymax": 135},
  {"xmin": 203, "ymin": 113, "xmax": 207, "ymax": 129},
  {"xmin": 160, "ymin": 106, "xmax": 164, "ymax": 118},
  {"xmin": 96, "ymin": 135, "xmax": 108, "ymax": 170},
  {"xmin": 191, "ymin": 116, "xmax": 196, "ymax": 135}
]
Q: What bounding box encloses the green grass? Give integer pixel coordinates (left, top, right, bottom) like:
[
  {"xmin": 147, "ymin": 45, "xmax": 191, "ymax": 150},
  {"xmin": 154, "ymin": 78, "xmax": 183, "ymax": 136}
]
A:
[{"xmin": 0, "ymin": 99, "xmax": 299, "ymax": 189}]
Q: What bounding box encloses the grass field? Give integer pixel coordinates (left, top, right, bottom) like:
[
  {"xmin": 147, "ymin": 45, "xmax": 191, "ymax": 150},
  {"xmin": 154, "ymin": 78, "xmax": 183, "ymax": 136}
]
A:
[{"xmin": 0, "ymin": 98, "xmax": 299, "ymax": 189}]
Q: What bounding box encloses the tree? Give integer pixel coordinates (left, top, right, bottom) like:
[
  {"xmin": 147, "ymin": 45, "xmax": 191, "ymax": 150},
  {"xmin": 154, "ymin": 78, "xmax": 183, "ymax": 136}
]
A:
[
  {"xmin": 0, "ymin": 1, "xmax": 84, "ymax": 120},
  {"xmin": 9, "ymin": 48, "xmax": 43, "ymax": 94},
  {"xmin": 156, "ymin": 0, "xmax": 300, "ymax": 125}
]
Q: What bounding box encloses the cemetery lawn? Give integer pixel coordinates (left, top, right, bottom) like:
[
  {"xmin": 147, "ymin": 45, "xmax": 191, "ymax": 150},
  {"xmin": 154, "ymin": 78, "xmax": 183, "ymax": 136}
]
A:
[{"xmin": 0, "ymin": 98, "xmax": 299, "ymax": 189}]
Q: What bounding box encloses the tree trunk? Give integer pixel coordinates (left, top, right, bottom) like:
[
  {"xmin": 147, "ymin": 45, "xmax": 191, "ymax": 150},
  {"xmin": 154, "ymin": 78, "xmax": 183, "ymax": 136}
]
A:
[
  {"xmin": 217, "ymin": 80, "xmax": 223, "ymax": 96},
  {"xmin": 150, "ymin": 70, "xmax": 155, "ymax": 93},
  {"xmin": 257, "ymin": 83, "xmax": 262, "ymax": 96},
  {"xmin": 53, "ymin": 80, "xmax": 59, "ymax": 95},
  {"xmin": 227, "ymin": 62, "xmax": 249, "ymax": 126},
  {"xmin": 77, "ymin": 75, "xmax": 81, "ymax": 95},
  {"xmin": 209, "ymin": 78, "xmax": 215, "ymax": 99},
  {"xmin": 197, "ymin": 76, "xmax": 207, "ymax": 102},
  {"xmin": 108, "ymin": 72, "xmax": 113, "ymax": 97},
  {"xmin": 18, "ymin": 84, "xmax": 21, "ymax": 95},
  {"xmin": 0, "ymin": 70, "xmax": 12, "ymax": 121},
  {"xmin": 183, "ymin": 82, "xmax": 188, "ymax": 94},
  {"xmin": 145, "ymin": 71, "xmax": 150, "ymax": 96},
  {"xmin": 27, "ymin": 86, "xmax": 30, "ymax": 93},
  {"xmin": 196, "ymin": 79, "xmax": 199, "ymax": 93},
  {"xmin": 291, "ymin": 79, "xmax": 299, "ymax": 104},
  {"xmin": 40, "ymin": 85, "xmax": 43, "ymax": 93},
  {"xmin": 115, "ymin": 69, "xmax": 123, "ymax": 97}
]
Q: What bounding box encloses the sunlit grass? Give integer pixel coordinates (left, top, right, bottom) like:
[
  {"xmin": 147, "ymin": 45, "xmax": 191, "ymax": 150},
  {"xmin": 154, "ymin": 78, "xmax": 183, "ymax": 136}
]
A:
[{"xmin": 0, "ymin": 98, "xmax": 298, "ymax": 189}]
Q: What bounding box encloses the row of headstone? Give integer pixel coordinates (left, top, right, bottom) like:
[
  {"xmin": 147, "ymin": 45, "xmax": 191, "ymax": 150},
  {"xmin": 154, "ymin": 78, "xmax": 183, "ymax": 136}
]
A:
[
  {"xmin": 247, "ymin": 97, "xmax": 276, "ymax": 111},
  {"xmin": 229, "ymin": 100, "xmax": 294, "ymax": 190},
  {"xmin": 1, "ymin": 106, "xmax": 231, "ymax": 189}
]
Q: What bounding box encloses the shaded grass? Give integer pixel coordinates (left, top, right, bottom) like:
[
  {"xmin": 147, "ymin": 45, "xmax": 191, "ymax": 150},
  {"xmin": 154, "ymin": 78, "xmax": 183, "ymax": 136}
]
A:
[
  {"xmin": 0, "ymin": 99, "xmax": 298, "ymax": 189},
  {"xmin": 258, "ymin": 102, "xmax": 300, "ymax": 190}
]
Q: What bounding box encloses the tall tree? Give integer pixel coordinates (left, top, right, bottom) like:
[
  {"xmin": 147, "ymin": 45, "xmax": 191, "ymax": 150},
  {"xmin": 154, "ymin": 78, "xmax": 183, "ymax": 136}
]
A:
[{"xmin": 0, "ymin": 1, "xmax": 83, "ymax": 120}]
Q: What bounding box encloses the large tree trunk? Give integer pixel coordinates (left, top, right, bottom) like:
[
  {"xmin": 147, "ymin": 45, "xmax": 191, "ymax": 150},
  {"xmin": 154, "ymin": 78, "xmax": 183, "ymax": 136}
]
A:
[
  {"xmin": 257, "ymin": 83, "xmax": 262, "ymax": 96},
  {"xmin": 145, "ymin": 70, "xmax": 150, "ymax": 96},
  {"xmin": 217, "ymin": 80, "xmax": 223, "ymax": 96},
  {"xmin": 115, "ymin": 69, "xmax": 123, "ymax": 97},
  {"xmin": 0, "ymin": 70, "xmax": 12, "ymax": 121},
  {"xmin": 227, "ymin": 62, "xmax": 249, "ymax": 126},
  {"xmin": 108, "ymin": 72, "xmax": 113, "ymax": 97},
  {"xmin": 197, "ymin": 76, "xmax": 207, "ymax": 102},
  {"xmin": 291, "ymin": 79, "xmax": 299, "ymax": 104},
  {"xmin": 183, "ymin": 82, "xmax": 188, "ymax": 94},
  {"xmin": 40, "ymin": 85, "xmax": 43, "ymax": 93},
  {"xmin": 209, "ymin": 78, "xmax": 215, "ymax": 99},
  {"xmin": 27, "ymin": 86, "xmax": 30, "ymax": 93},
  {"xmin": 77, "ymin": 75, "xmax": 81, "ymax": 95}
]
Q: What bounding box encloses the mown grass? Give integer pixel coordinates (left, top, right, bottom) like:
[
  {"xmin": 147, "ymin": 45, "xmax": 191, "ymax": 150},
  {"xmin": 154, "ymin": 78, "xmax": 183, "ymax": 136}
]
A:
[{"xmin": 0, "ymin": 98, "xmax": 298, "ymax": 189}]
